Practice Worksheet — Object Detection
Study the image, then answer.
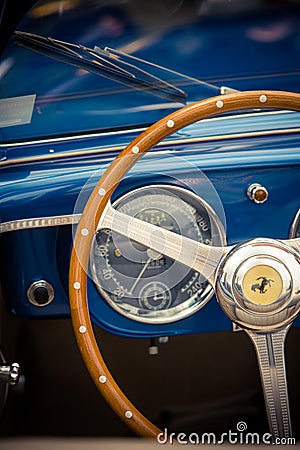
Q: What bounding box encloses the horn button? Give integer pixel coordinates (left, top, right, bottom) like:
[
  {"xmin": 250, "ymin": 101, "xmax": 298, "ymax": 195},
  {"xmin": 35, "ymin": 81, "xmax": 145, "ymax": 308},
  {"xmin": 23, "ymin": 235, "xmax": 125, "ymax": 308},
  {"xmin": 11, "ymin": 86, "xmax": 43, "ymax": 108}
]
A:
[
  {"xmin": 216, "ymin": 238, "xmax": 300, "ymax": 331},
  {"xmin": 241, "ymin": 264, "xmax": 283, "ymax": 306}
]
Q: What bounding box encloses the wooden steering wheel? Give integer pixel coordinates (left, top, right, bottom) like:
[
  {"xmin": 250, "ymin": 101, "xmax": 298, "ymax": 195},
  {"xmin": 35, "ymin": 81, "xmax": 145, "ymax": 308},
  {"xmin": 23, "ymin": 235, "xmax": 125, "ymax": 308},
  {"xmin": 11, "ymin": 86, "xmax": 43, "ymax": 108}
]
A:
[{"xmin": 69, "ymin": 91, "xmax": 300, "ymax": 438}]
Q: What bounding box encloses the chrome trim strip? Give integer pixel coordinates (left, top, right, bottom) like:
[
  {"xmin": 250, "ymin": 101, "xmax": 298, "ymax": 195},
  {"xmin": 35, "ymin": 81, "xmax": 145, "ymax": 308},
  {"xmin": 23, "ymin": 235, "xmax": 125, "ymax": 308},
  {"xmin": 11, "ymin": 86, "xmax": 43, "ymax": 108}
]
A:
[
  {"xmin": 2, "ymin": 127, "xmax": 147, "ymax": 148},
  {"xmin": 1, "ymin": 127, "xmax": 300, "ymax": 168},
  {"xmin": 0, "ymin": 214, "xmax": 81, "ymax": 234},
  {"xmin": 1, "ymin": 109, "xmax": 292, "ymax": 149}
]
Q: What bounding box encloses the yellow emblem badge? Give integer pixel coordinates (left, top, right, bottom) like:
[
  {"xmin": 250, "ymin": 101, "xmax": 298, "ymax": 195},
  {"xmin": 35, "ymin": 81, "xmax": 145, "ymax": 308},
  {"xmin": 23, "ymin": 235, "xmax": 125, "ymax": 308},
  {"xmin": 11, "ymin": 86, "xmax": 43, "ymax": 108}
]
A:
[{"xmin": 242, "ymin": 265, "xmax": 283, "ymax": 305}]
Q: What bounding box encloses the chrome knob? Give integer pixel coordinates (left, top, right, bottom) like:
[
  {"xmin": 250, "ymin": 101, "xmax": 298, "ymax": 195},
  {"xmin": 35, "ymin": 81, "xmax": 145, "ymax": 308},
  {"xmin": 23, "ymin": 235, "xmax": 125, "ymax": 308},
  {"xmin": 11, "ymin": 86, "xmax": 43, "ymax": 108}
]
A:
[
  {"xmin": 247, "ymin": 183, "xmax": 268, "ymax": 203},
  {"xmin": 0, "ymin": 362, "xmax": 21, "ymax": 386},
  {"xmin": 27, "ymin": 280, "xmax": 54, "ymax": 306}
]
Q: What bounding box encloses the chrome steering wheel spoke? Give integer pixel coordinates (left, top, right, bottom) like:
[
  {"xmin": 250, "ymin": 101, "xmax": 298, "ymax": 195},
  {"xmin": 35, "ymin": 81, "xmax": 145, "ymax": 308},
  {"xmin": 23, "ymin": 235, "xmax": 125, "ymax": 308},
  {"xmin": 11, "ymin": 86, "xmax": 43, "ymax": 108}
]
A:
[
  {"xmin": 285, "ymin": 236, "xmax": 300, "ymax": 254},
  {"xmin": 98, "ymin": 201, "xmax": 229, "ymax": 286},
  {"xmin": 216, "ymin": 237, "xmax": 300, "ymax": 439},
  {"xmin": 245, "ymin": 327, "xmax": 292, "ymax": 438}
]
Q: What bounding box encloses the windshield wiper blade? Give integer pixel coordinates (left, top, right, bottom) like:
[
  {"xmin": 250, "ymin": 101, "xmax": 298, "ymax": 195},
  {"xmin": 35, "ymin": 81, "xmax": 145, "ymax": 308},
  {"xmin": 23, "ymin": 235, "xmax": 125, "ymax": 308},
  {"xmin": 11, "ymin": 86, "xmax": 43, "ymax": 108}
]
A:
[{"xmin": 13, "ymin": 31, "xmax": 188, "ymax": 104}]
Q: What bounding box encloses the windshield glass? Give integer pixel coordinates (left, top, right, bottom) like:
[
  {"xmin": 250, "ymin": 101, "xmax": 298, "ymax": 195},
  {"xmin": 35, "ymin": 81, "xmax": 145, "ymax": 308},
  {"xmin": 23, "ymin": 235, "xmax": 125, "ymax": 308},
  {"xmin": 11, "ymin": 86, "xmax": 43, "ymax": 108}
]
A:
[{"xmin": 1, "ymin": 0, "xmax": 300, "ymax": 142}]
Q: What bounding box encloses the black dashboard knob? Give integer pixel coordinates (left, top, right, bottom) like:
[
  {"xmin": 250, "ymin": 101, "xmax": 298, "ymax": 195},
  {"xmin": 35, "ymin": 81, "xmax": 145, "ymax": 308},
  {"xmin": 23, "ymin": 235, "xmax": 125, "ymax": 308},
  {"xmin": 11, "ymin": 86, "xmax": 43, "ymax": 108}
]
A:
[
  {"xmin": 33, "ymin": 286, "xmax": 50, "ymax": 305},
  {"xmin": 27, "ymin": 280, "xmax": 54, "ymax": 307}
]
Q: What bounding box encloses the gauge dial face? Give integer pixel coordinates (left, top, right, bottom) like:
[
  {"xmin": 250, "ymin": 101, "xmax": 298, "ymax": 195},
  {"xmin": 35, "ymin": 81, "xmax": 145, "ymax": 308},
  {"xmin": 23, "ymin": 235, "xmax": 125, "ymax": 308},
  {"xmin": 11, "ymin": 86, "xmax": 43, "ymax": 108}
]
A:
[{"xmin": 90, "ymin": 185, "xmax": 226, "ymax": 324}]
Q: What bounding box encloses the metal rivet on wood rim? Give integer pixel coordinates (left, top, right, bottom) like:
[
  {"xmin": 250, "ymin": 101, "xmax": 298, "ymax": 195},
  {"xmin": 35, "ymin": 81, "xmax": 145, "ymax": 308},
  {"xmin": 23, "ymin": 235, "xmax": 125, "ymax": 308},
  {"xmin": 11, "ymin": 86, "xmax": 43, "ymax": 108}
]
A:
[
  {"xmin": 260, "ymin": 94, "xmax": 267, "ymax": 103},
  {"xmin": 98, "ymin": 188, "xmax": 106, "ymax": 196}
]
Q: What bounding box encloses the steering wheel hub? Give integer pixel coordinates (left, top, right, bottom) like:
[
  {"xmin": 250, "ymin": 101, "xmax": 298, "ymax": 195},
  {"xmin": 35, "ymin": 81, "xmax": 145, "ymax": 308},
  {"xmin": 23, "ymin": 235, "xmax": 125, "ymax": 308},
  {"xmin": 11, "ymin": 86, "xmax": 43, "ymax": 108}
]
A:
[{"xmin": 216, "ymin": 238, "xmax": 300, "ymax": 330}]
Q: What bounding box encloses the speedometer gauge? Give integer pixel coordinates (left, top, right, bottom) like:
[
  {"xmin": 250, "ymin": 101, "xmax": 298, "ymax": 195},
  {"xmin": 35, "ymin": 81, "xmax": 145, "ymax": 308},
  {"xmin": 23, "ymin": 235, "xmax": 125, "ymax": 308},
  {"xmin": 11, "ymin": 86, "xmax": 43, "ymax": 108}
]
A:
[{"xmin": 90, "ymin": 185, "xmax": 226, "ymax": 323}]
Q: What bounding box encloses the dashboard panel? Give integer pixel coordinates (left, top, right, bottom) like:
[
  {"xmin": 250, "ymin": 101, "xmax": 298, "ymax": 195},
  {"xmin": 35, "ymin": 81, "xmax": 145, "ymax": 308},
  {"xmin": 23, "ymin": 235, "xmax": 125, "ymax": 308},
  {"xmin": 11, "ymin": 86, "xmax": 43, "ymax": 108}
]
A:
[{"xmin": 1, "ymin": 110, "xmax": 300, "ymax": 337}]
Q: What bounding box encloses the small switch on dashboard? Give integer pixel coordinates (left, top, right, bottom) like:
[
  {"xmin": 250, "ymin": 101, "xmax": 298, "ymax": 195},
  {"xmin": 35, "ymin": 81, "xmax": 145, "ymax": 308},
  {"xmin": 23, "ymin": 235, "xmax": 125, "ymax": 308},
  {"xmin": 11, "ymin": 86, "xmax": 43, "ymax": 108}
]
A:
[
  {"xmin": 247, "ymin": 183, "xmax": 269, "ymax": 204},
  {"xmin": 27, "ymin": 280, "xmax": 54, "ymax": 307}
]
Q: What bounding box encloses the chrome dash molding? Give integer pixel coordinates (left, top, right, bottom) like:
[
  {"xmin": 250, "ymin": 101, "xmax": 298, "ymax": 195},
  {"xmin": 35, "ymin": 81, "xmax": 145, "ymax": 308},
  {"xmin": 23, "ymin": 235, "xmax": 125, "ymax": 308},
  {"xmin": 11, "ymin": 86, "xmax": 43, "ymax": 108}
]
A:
[
  {"xmin": 0, "ymin": 214, "xmax": 81, "ymax": 234},
  {"xmin": 1, "ymin": 110, "xmax": 299, "ymax": 168},
  {"xmin": 2, "ymin": 127, "xmax": 300, "ymax": 168},
  {"xmin": 1, "ymin": 110, "xmax": 288, "ymax": 148}
]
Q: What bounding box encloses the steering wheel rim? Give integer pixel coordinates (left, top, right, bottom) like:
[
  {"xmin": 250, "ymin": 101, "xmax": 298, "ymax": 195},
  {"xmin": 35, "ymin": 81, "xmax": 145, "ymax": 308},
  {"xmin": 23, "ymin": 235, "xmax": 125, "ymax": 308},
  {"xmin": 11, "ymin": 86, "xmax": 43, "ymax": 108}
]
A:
[{"xmin": 69, "ymin": 90, "xmax": 300, "ymax": 437}]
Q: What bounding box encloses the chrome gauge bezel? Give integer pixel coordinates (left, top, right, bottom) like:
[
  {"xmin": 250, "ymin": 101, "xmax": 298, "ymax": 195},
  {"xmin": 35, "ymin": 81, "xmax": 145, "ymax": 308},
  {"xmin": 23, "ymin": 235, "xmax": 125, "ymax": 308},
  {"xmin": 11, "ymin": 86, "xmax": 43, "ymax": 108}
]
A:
[{"xmin": 90, "ymin": 184, "xmax": 226, "ymax": 324}]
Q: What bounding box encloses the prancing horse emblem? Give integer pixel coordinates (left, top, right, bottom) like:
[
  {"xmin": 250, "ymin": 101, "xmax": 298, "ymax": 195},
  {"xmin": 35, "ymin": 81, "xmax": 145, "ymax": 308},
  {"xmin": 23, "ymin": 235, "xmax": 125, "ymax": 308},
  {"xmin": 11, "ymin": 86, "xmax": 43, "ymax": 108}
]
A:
[{"xmin": 251, "ymin": 277, "xmax": 275, "ymax": 294}]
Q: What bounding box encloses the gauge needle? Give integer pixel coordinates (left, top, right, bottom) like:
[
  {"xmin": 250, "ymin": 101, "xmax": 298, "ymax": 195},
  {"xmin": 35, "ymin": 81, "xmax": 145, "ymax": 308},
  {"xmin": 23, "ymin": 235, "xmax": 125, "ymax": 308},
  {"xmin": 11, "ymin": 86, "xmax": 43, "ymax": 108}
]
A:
[{"xmin": 128, "ymin": 257, "xmax": 152, "ymax": 295}]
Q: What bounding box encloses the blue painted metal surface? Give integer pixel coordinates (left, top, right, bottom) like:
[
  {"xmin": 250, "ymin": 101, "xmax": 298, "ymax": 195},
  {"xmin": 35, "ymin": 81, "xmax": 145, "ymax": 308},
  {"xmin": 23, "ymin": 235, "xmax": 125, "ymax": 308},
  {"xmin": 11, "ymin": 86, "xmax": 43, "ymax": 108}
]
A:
[{"xmin": 1, "ymin": 110, "xmax": 300, "ymax": 337}]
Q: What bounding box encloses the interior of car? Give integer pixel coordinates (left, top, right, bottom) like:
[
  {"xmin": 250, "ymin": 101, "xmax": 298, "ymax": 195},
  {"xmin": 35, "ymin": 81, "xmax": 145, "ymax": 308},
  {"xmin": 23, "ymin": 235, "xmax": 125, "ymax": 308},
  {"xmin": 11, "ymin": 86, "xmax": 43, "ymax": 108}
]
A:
[{"xmin": 1, "ymin": 0, "xmax": 300, "ymax": 447}]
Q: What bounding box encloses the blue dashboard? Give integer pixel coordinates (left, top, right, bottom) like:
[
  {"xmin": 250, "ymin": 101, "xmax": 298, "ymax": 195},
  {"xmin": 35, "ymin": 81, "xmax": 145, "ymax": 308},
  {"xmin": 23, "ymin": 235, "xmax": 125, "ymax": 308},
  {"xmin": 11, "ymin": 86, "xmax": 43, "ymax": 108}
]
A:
[{"xmin": 1, "ymin": 109, "xmax": 300, "ymax": 337}]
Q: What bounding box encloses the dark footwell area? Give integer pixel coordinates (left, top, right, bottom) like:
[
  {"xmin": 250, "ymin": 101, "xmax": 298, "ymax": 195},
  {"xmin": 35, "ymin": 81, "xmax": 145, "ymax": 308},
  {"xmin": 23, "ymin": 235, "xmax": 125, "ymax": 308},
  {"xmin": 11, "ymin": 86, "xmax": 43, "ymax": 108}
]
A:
[{"xmin": 1, "ymin": 308, "xmax": 300, "ymax": 439}]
